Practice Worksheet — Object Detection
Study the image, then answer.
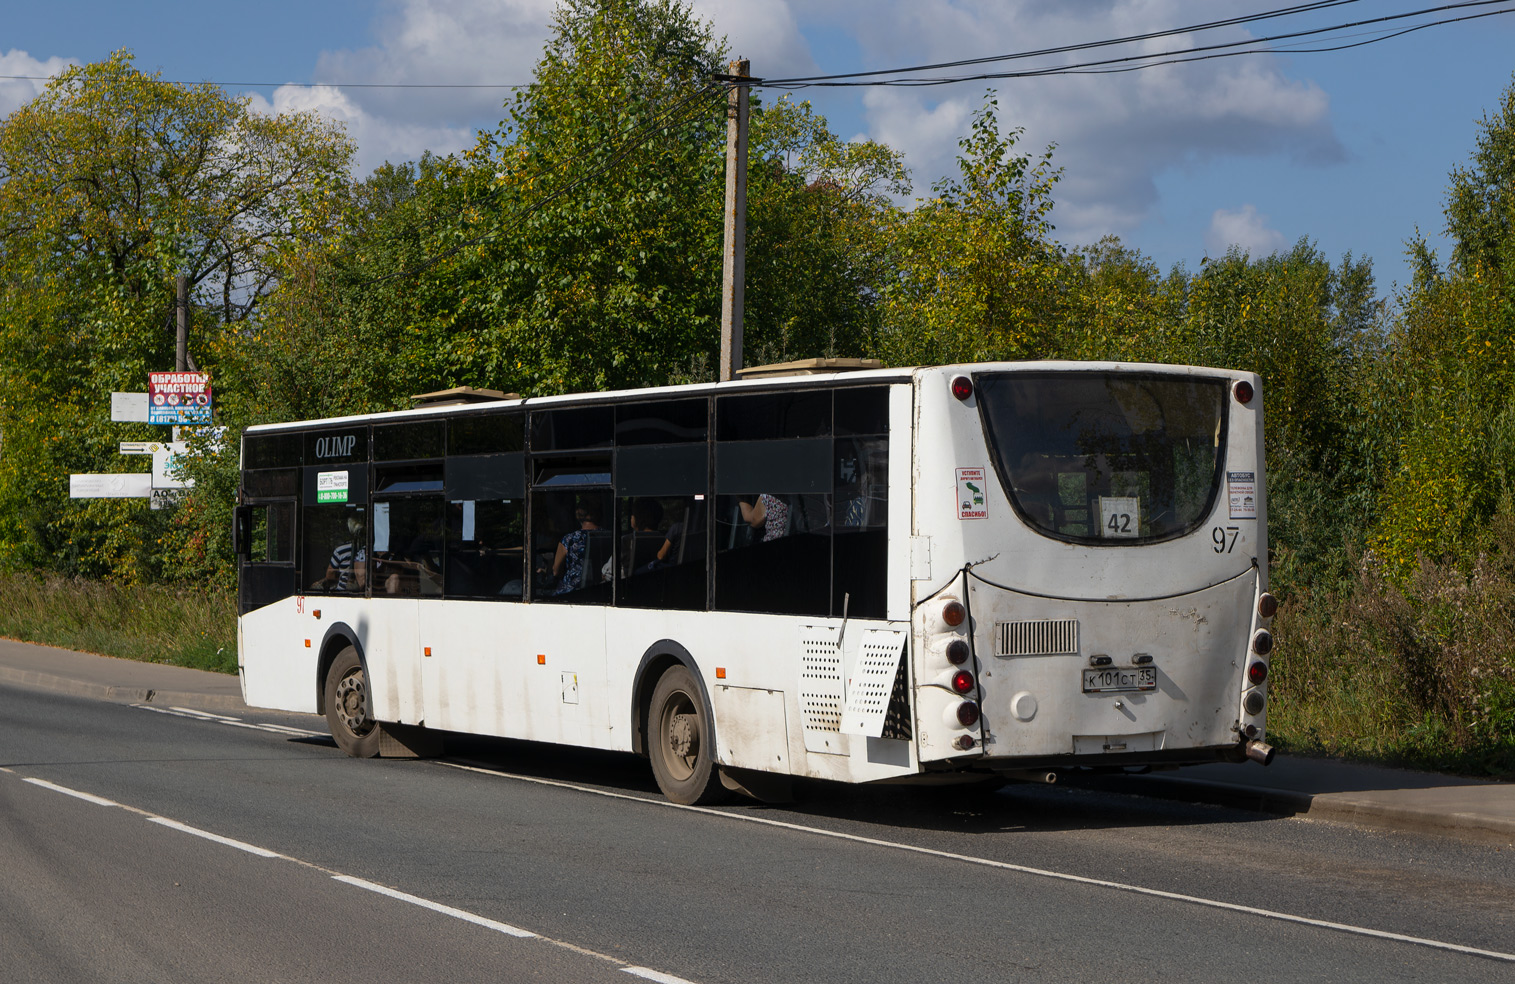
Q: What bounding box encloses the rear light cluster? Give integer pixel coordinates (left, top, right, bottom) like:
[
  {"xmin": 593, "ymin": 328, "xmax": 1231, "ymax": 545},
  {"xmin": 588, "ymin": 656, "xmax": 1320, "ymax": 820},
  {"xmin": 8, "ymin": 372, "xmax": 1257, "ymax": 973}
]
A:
[
  {"xmin": 1243, "ymin": 593, "xmax": 1278, "ymax": 724},
  {"xmin": 932, "ymin": 597, "xmax": 980, "ymax": 749}
]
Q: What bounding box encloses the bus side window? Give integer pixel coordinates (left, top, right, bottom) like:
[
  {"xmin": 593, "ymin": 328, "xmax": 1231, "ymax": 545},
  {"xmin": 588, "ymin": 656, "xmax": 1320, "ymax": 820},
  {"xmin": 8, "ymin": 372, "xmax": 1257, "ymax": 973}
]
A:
[
  {"xmin": 833, "ymin": 435, "xmax": 888, "ymax": 619},
  {"xmin": 444, "ymin": 498, "xmax": 525, "ymax": 599},
  {"xmin": 372, "ymin": 497, "xmax": 444, "ymax": 597},
  {"xmin": 444, "ymin": 452, "xmax": 527, "ymax": 599},
  {"xmin": 245, "ymin": 502, "xmax": 294, "ymax": 564},
  {"xmin": 530, "ymin": 490, "xmax": 613, "ymax": 604},
  {"xmin": 613, "ymin": 495, "xmax": 706, "ymax": 611}
]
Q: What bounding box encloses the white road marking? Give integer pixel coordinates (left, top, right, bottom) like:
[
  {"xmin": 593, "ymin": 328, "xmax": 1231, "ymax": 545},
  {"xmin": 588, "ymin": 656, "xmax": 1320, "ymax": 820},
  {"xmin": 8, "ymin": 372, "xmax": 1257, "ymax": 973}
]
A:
[
  {"xmin": 147, "ymin": 817, "xmax": 284, "ymax": 858},
  {"xmin": 132, "ymin": 703, "xmax": 324, "ymax": 737},
  {"xmin": 442, "ymin": 761, "xmax": 1515, "ymax": 965},
  {"xmin": 333, "ymin": 876, "xmax": 538, "ymax": 937},
  {"xmin": 623, "ymin": 967, "xmax": 702, "ymax": 984},
  {"xmin": 2, "ymin": 768, "xmax": 705, "ymax": 984},
  {"xmin": 22, "ymin": 777, "xmax": 120, "ymax": 807}
]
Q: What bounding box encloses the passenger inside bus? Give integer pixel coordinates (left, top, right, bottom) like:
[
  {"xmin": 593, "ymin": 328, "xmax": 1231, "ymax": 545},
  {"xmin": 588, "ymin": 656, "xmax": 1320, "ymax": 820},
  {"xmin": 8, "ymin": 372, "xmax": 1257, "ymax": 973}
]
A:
[
  {"xmin": 546, "ymin": 499, "xmax": 604, "ymax": 594},
  {"xmin": 312, "ymin": 513, "xmax": 367, "ymax": 592},
  {"xmin": 738, "ymin": 493, "xmax": 789, "ymax": 541},
  {"xmin": 612, "ymin": 497, "xmax": 666, "ymax": 579}
]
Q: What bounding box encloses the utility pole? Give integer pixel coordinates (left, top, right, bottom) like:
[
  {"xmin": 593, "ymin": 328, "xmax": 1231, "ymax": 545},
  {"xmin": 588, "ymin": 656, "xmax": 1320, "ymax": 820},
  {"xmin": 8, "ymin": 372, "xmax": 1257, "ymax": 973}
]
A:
[
  {"xmin": 719, "ymin": 59, "xmax": 750, "ymax": 383},
  {"xmin": 175, "ymin": 272, "xmax": 188, "ymax": 372}
]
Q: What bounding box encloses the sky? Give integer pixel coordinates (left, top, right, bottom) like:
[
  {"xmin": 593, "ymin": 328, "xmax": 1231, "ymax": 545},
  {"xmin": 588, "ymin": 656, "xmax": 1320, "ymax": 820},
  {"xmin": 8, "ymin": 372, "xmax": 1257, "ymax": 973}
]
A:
[{"xmin": 3, "ymin": 0, "xmax": 1514, "ymax": 295}]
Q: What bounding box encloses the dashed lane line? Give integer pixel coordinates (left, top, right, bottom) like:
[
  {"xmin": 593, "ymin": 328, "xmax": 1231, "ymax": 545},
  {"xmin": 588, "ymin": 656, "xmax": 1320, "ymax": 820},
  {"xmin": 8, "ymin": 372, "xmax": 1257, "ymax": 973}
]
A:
[
  {"xmin": 2, "ymin": 767, "xmax": 704, "ymax": 984},
  {"xmin": 132, "ymin": 703, "xmax": 324, "ymax": 737},
  {"xmin": 334, "ymin": 876, "xmax": 537, "ymax": 937}
]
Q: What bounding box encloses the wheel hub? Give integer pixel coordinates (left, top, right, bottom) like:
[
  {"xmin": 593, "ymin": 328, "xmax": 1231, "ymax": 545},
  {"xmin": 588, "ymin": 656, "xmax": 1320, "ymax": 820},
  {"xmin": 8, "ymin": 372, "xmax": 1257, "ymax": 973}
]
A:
[
  {"xmin": 668, "ymin": 712, "xmax": 697, "ymax": 759},
  {"xmin": 335, "ymin": 672, "xmax": 370, "ymax": 732}
]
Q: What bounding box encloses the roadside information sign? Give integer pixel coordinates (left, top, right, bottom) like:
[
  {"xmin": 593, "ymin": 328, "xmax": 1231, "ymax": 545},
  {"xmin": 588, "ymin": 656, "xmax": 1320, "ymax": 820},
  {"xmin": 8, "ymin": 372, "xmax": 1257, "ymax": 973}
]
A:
[
  {"xmin": 70, "ymin": 473, "xmax": 152, "ymax": 498},
  {"xmin": 148, "ymin": 372, "xmax": 213, "ymax": 425},
  {"xmin": 111, "ymin": 392, "xmax": 150, "ymax": 423}
]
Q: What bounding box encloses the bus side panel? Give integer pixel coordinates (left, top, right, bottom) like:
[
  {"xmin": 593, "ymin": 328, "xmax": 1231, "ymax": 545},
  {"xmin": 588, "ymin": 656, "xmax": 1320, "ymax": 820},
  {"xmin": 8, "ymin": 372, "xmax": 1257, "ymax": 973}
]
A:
[
  {"xmin": 604, "ymin": 609, "xmax": 920, "ymax": 784},
  {"xmin": 417, "ymin": 600, "xmax": 607, "ymax": 749},
  {"xmin": 366, "ymin": 597, "xmax": 423, "ymax": 725},
  {"xmin": 238, "ymin": 596, "xmax": 319, "ymax": 714}
]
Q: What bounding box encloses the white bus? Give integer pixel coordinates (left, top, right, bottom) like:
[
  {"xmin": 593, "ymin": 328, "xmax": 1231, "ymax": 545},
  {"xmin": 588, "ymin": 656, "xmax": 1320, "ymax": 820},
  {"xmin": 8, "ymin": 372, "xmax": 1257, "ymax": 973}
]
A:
[{"xmin": 234, "ymin": 360, "xmax": 1276, "ymax": 804}]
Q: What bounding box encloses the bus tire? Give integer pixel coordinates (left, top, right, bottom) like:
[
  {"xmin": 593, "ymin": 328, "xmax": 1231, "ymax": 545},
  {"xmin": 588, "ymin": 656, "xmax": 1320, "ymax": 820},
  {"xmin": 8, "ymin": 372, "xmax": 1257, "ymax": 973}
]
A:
[
  {"xmin": 648, "ymin": 665, "xmax": 725, "ymax": 805},
  {"xmin": 324, "ymin": 646, "xmax": 381, "ymax": 759}
]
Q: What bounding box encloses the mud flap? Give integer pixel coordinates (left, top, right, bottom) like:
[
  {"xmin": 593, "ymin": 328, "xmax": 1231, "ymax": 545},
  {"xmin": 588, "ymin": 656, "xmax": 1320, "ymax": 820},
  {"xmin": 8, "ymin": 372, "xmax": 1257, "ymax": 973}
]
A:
[
  {"xmin": 378, "ymin": 722, "xmax": 443, "ymax": 758},
  {"xmin": 719, "ymin": 766, "xmax": 794, "ymax": 803}
]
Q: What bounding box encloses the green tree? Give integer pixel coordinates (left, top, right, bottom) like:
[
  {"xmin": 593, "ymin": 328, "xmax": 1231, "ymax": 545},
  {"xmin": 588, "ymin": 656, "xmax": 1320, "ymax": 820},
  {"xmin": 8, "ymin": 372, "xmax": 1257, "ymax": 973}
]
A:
[
  {"xmin": 1445, "ymin": 72, "xmax": 1515, "ymax": 275},
  {"xmin": 0, "ymin": 51, "xmax": 353, "ymax": 580},
  {"xmin": 741, "ymin": 95, "xmax": 908, "ymax": 364},
  {"xmin": 1371, "ymin": 74, "xmax": 1515, "ymax": 578},
  {"xmin": 878, "ymin": 96, "xmax": 1068, "ymax": 365}
]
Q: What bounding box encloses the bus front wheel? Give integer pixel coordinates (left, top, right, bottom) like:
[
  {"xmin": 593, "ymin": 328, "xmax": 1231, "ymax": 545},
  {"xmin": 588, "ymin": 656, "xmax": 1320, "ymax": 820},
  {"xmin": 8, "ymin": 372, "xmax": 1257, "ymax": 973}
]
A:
[
  {"xmin": 324, "ymin": 646, "xmax": 381, "ymax": 758},
  {"xmin": 648, "ymin": 666, "xmax": 725, "ymax": 805}
]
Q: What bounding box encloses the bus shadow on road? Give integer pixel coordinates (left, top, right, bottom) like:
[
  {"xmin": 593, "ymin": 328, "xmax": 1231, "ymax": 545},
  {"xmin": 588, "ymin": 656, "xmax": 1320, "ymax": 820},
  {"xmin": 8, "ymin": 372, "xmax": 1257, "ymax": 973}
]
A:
[{"xmin": 427, "ymin": 733, "xmax": 1275, "ymax": 836}]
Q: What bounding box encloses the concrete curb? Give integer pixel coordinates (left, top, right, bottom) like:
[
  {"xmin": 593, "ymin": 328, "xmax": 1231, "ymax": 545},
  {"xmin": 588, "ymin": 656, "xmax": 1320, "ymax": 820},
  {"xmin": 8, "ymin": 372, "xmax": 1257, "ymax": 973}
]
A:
[
  {"xmin": 1086, "ymin": 773, "xmax": 1515, "ymax": 847},
  {"xmin": 0, "ymin": 665, "xmax": 248, "ymax": 712}
]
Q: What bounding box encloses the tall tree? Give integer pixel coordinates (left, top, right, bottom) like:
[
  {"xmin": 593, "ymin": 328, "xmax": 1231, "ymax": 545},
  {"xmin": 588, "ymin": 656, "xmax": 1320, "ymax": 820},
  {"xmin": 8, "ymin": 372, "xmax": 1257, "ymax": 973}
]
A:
[
  {"xmin": 877, "ymin": 96, "xmax": 1068, "ymax": 366},
  {"xmin": 0, "ymin": 51, "xmax": 352, "ymax": 578}
]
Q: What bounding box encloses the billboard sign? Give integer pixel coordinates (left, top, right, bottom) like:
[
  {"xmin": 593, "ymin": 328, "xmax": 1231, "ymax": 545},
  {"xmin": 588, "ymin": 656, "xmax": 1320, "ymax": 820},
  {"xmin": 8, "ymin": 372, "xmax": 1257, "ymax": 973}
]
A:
[
  {"xmin": 148, "ymin": 372, "xmax": 212, "ymax": 425},
  {"xmin": 70, "ymin": 473, "xmax": 152, "ymax": 498}
]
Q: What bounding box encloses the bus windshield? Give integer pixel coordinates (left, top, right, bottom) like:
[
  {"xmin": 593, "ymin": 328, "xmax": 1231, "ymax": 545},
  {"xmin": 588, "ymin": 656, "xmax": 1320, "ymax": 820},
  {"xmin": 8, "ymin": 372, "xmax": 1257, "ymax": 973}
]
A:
[{"xmin": 976, "ymin": 371, "xmax": 1228, "ymax": 544}]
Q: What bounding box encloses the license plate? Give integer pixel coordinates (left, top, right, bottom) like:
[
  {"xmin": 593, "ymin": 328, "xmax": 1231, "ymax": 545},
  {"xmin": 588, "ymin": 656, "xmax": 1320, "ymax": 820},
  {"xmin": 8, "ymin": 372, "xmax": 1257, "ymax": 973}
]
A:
[{"xmin": 1082, "ymin": 666, "xmax": 1157, "ymax": 693}]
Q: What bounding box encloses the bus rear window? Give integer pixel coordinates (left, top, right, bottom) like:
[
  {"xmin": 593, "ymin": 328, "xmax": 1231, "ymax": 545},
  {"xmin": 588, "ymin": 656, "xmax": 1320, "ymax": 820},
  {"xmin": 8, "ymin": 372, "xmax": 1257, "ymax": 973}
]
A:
[{"xmin": 976, "ymin": 372, "xmax": 1227, "ymax": 544}]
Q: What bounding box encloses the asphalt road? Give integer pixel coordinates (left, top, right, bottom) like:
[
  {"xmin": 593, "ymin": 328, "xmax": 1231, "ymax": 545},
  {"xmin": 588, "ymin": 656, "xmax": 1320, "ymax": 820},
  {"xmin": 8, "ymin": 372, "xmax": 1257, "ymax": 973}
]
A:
[{"xmin": 3, "ymin": 680, "xmax": 1512, "ymax": 984}]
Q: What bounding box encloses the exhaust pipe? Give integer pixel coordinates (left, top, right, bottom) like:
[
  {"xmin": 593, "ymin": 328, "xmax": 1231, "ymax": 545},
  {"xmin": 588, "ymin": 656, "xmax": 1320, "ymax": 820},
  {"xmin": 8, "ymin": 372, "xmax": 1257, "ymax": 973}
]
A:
[
  {"xmin": 1245, "ymin": 740, "xmax": 1275, "ymax": 766},
  {"xmin": 998, "ymin": 769, "xmax": 1059, "ymax": 784}
]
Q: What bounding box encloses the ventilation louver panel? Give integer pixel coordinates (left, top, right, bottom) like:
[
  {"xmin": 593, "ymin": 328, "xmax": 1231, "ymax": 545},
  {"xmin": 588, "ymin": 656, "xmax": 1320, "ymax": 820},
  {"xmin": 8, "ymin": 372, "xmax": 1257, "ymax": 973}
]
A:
[{"xmin": 996, "ymin": 619, "xmax": 1079, "ymax": 657}]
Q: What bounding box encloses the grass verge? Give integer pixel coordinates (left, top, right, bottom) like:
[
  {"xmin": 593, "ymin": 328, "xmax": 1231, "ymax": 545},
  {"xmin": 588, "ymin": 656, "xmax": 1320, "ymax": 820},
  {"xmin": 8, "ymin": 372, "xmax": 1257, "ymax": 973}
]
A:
[{"xmin": 0, "ymin": 572, "xmax": 236, "ymax": 674}]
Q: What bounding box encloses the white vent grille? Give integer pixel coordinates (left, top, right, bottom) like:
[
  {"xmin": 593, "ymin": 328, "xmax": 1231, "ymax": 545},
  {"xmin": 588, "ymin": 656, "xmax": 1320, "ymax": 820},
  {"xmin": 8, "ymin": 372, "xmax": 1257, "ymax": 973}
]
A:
[
  {"xmin": 841, "ymin": 630, "xmax": 907, "ymax": 738},
  {"xmin": 799, "ymin": 628, "xmax": 844, "ymax": 740},
  {"xmin": 996, "ymin": 619, "xmax": 1079, "ymax": 657}
]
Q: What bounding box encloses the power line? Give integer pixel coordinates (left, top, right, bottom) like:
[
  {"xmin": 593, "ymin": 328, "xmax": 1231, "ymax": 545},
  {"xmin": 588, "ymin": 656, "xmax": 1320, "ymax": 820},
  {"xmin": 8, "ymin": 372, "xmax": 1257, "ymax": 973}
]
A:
[
  {"xmin": 760, "ymin": 0, "xmax": 1370, "ymax": 87},
  {"xmin": 758, "ymin": 1, "xmax": 1515, "ymax": 89}
]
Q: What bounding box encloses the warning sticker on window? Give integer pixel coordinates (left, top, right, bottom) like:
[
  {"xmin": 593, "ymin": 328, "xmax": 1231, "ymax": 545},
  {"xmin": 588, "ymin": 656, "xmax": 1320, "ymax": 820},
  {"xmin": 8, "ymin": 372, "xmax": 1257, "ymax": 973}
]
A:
[
  {"xmin": 956, "ymin": 467, "xmax": 987, "ymax": 520},
  {"xmin": 1228, "ymin": 471, "xmax": 1257, "ymax": 519}
]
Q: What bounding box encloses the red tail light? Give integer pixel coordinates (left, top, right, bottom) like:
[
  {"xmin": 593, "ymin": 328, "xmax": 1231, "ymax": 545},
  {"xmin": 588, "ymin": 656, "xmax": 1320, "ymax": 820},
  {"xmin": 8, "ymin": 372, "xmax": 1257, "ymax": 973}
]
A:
[
  {"xmin": 951, "ymin": 376, "xmax": 973, "ymax": 401},
  {"xmin": 956, "ymin": 701, "xmax": 980, "ymax": 727},
  {"xmin": 1233, "ymin": 379, "xmax": 1254, "ymax": 405},
  {"xmin": 1248, "ymin": 661, "xmax": 1268, "ymax": 685},
  {"xmin": 951, "ymin": 670, "xmax": 975, "ymax": 694}
]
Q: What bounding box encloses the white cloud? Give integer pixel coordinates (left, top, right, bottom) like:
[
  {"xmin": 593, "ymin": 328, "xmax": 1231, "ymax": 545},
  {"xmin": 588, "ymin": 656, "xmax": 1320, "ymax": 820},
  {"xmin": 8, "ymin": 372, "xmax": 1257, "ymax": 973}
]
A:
[
  {"xmin": 1205, "ymin": 204, "xmax": 1286, "ymax": 257},
  {"xmin": 0, "ymin": 49, "xmax": 76, "ymax": 117},
  {"xmin": 689, "ymin": 0, "xmax": 817, "ymax": 79},
  {"xmin": 248, "ymin": 84, "xmax": 476, "ymax": 176},
  {"xmin": 313, "ymin": 0, "xmax": 557, "ymax": 125},
  {"xmin": 781, "ymin": 1, "xmax": 1345, "ymax": 243},
  {"xmin": 292, "ymin": 0, "xmax": 821, "ymax": 177}
]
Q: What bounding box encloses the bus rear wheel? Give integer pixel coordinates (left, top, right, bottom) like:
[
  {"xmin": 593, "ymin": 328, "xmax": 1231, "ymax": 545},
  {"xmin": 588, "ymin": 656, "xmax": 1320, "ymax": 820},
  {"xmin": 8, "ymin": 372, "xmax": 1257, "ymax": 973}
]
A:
[
  {"xmin": 648, "ymin": 665, "xmax": 725, "ymax": 805},
  {"xmin": 324, "ymin": 646, "xmax": 381, "ymax": 758}
]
